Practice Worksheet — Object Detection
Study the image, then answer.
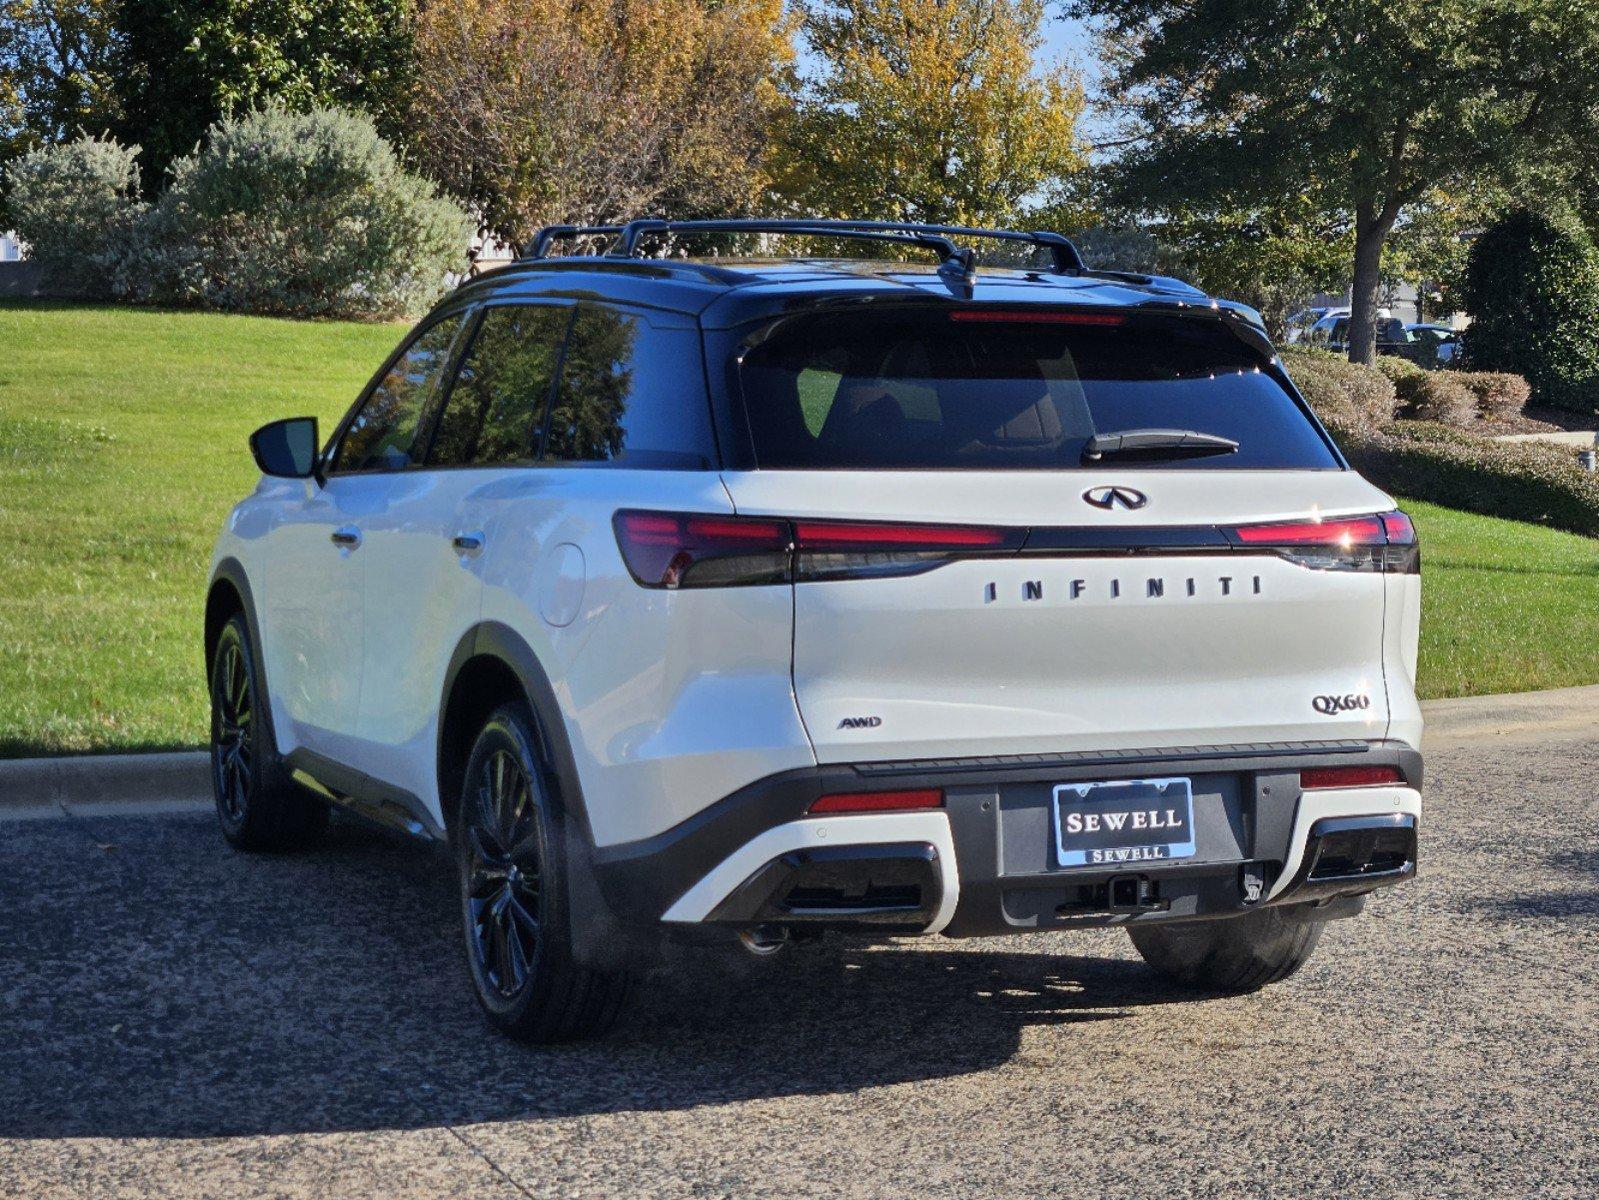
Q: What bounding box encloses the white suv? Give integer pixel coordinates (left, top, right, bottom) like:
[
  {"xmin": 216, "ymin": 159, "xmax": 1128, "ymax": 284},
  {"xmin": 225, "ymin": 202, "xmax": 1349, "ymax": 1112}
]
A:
[{"xmin": 206, "ymin": 219, "xmax": 1423, "ymax": 1041}]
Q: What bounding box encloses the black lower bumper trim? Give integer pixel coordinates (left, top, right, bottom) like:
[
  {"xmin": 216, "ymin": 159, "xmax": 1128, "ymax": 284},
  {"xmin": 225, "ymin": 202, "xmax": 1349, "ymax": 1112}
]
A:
[
  {"xmin": 588, "ymin": 740, "xmax": 1422, "ymax": 934},
  {"xmin": 1274, "ymin": 813, "xmax": 1418, "ymax": 906},
  {"xmin": 705, "ymin": 842, "xmax": 942, "ymax": 929}
]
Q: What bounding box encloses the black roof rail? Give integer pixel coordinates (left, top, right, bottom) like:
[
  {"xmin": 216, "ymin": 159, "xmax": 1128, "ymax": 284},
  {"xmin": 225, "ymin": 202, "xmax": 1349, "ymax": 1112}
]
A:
[{"xmin": 521, "ymin": 217, "xmax": 1086, "ymax": 275}]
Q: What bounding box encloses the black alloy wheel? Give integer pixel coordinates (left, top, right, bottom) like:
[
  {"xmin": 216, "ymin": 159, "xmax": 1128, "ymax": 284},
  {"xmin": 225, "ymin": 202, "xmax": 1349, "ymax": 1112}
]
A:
[{"xmin": 464, "ymin": 748, "xmax": 546, "ymax": 1001}]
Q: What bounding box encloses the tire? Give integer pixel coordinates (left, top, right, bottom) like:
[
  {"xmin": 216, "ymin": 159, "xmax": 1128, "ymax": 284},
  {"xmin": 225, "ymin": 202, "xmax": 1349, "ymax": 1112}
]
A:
[
  {"xmin": 1128, "ymin": 906, "xmax": 1324, "ymax": 994},
  {"xmin": 209, "ymin": 613, "xmax": 328, "ymax": 851},
  {"xmin": 456, "ymin": 702, "xmax": 633, "ymax": 1042}
]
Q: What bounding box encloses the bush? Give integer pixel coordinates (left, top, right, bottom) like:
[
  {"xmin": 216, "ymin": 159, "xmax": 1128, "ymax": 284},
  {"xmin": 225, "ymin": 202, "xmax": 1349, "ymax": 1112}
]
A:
[
  {"xmin": 1460, "ymin": 207, "xmax": 1599, "ymax": 412},
  {"xmin": 127, "ymin": 105, "xmax": 473, "ymax": 318},
  {"xmin": 1374, "ymin": 355, "xmax": 1426, "ymax": 388},
  {"xmin": 1457, "ymin": 371, "xmax": 1532, "ymax": 421},
  {"xmin": 4, "ymin": 136, "xmax": 145, "ymax": 296},
  {"xmin": 1405, "ymin": 372, "xmax": 1478, "ymax": 426},
  {"xmin": 1343, "ymin": 421, "xmax": 1599, "ymax": 537},
  {"xmin": 1278, "ymin": 347, "xmax": 1398, "ymax": 431},
  {"xmin": 1280, "ymin": 345, "xmax": 1599, "ymax": 536}
]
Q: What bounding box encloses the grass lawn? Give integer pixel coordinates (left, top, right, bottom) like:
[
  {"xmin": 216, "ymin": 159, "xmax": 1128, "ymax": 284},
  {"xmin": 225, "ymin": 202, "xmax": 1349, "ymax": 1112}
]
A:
[
  {"xmin": 1401, "ymin": 497, "xmax": 1599, "ymax": 699},
  {"xmin": 0, "ymin": 302, "xmax": 1595, "ymax": 756},
  {"xmin": 0, "ymin": 302, "xmax": 399, "ymax": 756}
]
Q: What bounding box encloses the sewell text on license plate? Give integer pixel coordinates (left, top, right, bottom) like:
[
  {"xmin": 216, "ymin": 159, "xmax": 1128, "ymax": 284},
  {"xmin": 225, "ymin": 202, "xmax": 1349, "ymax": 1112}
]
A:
[{"xmin": 1052, "ymin": 777, "xmax": 1197, "ymax": 868}]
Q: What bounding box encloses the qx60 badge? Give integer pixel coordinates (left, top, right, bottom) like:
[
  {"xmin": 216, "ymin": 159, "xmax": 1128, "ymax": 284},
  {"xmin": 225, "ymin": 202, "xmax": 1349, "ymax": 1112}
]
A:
[{"xmin": 1082, "ymin": 485, "xmax": 1148, "ymax": 511}]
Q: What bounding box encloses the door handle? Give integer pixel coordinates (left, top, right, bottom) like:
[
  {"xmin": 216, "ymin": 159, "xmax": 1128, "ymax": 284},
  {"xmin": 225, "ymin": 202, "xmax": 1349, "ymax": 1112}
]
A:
[
  {"xmin": 452, "ymin": 531, "xmax": 485, "ymax": 553},
  {"xmin": 330, "ymin": 526, "xmax": 361, "ymax": 548}
]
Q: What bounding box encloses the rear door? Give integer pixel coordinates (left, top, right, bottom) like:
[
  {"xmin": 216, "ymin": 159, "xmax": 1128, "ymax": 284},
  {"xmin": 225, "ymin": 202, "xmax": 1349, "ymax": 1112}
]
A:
[{"xmin": 722, "ymin": 304, "xmax": 1406, "ymax": 764}]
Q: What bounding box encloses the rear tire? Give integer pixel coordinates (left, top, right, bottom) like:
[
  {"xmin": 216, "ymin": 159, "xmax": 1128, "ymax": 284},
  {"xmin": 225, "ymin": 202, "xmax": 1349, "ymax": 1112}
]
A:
[
  {"xmin": 209, "ymin": 614, "xmax": 328, "ymax": 851},
  {"xmin": 457, "ymin": 702, "xmax": 633, "ymax": 1042},
  {"xmin": 1128, "ymin": 907, "xmax": 1324, "ymax": 993}
]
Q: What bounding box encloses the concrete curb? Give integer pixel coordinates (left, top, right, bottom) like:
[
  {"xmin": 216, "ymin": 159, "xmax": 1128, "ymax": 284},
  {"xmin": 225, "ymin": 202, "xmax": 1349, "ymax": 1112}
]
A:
[
  {"xmin": 0, "ymin": 750, "xmax": 209, "ymax": 818},
  {"xmin": 1419, "ymin": 684, "xmax": 1599, "ymax": 747},
  {"xmin": 2, "ymin": 683, "xmax": 1597, "ymax": 817}
]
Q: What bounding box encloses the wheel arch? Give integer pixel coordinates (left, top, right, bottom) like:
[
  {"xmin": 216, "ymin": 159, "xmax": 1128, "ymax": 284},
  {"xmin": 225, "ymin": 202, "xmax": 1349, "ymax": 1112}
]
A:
[
  {"xmin": 204, "ymin": 560, "xmax": 283, "ymax": 754},
  {"xmin": 436, "ymin": 622, "xmax": 653, "ymax": 970}
]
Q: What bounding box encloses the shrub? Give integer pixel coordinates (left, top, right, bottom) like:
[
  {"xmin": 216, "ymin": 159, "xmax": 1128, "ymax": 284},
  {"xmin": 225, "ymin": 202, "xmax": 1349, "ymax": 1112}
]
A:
[
  {"xmin": 1278, "ymin": 347, "xmax": 1398, "ymax": 430},
  {"xmin": 4, "ymin": 136, "xmax": 145, "ymax": 296},
  {"xmin": 1459, "ymin": 207, "xmax": 1599, "ymax": 412},
  {"xmin": 1342, "ymin": 421, "xmax": 1599, "ymax": 537},
  {"xmin": 1280, "ymin": 346, "xmax": 1599, "ymax": 536},
  {"xmin": 1405, "ymin": 372, "xmax": 1478, "ymax": 426},
  {"xmin": 127, "ymin": 105, "xmax": 474, "ymax": 319},
  {"xmin": 1457, "ymin": 371, "xmax": 1532, "ymax": 421},
  {"xmin": 1374, "ymin": 355, "xmax": 1426, "ymax": 388}
]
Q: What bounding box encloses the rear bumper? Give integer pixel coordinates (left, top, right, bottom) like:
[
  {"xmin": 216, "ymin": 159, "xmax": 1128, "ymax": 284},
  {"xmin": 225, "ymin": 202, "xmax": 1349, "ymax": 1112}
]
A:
[{"xmin": 590, "ymin": 739, "xmax": 1421, "ymax": 937}]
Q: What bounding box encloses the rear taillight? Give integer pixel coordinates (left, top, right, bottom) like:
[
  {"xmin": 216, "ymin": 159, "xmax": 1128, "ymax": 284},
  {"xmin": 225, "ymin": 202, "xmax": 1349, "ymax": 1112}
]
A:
[
  {"xmin": 809, "ymin": 788, "xmax": 944, "ymax": 814},
  {"xmin": 1226, "ymin": 510, "xmax": 1419, "ymax": 573},
  {"xmin": 1300, "ymin": 765, "xmax": 1405, "ymax": 790},
  {"xmin": 613, "ymin": 510, "xmax": 791, "ymax": 589},
  {"xmin": 613, "ymin": 510, "xmax": 1022, "ymax": 588}
]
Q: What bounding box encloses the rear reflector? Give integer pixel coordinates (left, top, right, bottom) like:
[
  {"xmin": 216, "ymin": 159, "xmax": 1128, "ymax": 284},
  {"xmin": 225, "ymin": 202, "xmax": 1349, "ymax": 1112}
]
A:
[
  {"xmin": 809, "ymin": 789, "xmax": 944, "ymax": 814},
  {"xmin": 1300, "ymin": 765, "xmax": 1405, "ymax": 790},
  {"xmin": 949, "ymin": 309, "xmax": 1126, "ymax": 327}
]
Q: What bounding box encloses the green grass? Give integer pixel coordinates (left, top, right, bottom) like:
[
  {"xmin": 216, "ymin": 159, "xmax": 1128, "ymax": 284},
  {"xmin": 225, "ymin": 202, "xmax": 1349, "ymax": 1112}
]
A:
[
  {"xmin": 1403, "ymin": 497, "xmax": 1599, "ymax": 699},
  {"xmin": 0, "ymin": 303, "xmax": 1595, "ymax": 756},
  {"xmin": 0, "ymin": 302, "xmax": 399, "ymax": 756}
]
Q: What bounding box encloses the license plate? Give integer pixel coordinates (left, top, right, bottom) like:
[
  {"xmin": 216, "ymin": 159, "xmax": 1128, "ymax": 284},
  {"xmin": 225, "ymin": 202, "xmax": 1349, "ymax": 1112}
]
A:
[{"xmin": 1052, "ymin": 777, "xmax": 1197, "ymax": 868}]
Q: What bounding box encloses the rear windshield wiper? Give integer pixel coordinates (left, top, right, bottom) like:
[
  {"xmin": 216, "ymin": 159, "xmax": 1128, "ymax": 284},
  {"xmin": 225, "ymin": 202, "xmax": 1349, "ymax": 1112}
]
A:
[{"xmin": 1082, "ymin": 428, "xmax": 1240, "ymax": 463}]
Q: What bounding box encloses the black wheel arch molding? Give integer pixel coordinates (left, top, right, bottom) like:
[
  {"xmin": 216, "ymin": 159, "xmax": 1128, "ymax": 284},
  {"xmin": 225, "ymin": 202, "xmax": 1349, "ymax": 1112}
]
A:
[{"xmin": 436, "ymin": 620, "xmax": 660, "ymax": 971}]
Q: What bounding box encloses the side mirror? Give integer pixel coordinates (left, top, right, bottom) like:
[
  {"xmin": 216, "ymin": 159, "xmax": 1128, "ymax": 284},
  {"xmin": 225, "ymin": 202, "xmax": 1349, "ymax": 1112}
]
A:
[{"xmin": 249, "ymin": 417, "xmax": 321, "ymax": 480}]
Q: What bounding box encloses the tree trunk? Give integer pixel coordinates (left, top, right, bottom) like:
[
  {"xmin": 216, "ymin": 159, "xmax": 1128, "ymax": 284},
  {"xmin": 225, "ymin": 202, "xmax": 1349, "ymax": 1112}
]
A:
[{"xmin": 1347, "ymin": 203, "xmax": 1395, "ymax": 366}]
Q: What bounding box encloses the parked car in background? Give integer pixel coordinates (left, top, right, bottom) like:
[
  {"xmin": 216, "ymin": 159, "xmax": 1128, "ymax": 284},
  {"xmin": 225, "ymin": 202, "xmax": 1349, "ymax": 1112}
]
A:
[
  {"xmin": 1306, "ymin": 311, "xmax": 1432, "ymax": 363},
  {"xmin": 206, "ymin": 218, "xmax": 1423, "ymax": 1042},
  {"xmin": 1284, "ymin": 306, "xmax": 1348, "ymax": 344},
  {"xmin": 1405, "ymin": 323, "xmax": 1462, "ymax": 366}
]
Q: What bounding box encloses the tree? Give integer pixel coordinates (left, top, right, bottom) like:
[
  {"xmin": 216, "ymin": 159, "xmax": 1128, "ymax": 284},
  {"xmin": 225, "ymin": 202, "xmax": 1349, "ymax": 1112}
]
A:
[
  {"xmin": 403, "ymin": 0, "xmax": 794, "ymax": 246},
  {"xmin": 778, "ymin": 0, "xmax": 1085, "ymax": 226},
  {"xmin": 1075, "ymin": 0, "xmax": 1599, "ymax": 364},
  {"xmin": 114, "ymin": 0, "xmax": 411, "ymax": 188},
  {"xmin": 1460, "ymin": 207, "xmax": 1599, "ymax": 411},
  {"xmin": 0, "ymin": 0, "xmax": 121, "ymax": 216}
]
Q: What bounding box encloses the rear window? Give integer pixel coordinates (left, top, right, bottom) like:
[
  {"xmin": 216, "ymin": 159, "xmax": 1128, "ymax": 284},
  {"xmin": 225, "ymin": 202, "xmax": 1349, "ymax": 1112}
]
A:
[{"xmin": 737, "ymin": 308, "xmax": 1338, "ymax": 470}]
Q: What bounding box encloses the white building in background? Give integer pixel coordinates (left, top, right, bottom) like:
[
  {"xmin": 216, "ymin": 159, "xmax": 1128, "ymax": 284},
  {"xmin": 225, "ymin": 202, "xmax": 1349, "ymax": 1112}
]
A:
[{"xmin": 0, "ymin": 232, "xmax": 22, "ymax": 261}]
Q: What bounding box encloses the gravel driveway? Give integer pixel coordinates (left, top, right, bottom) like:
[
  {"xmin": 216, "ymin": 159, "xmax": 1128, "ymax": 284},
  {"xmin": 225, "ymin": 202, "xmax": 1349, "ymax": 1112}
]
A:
[{"xmin": 2, "ymin": 728, "xmax": 1595, "ymax": 1199}]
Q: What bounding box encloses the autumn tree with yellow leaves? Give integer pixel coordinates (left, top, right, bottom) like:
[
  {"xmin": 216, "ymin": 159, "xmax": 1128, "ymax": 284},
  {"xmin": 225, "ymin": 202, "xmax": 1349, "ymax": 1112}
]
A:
[{"xmin": 777, "ymin": 0, "xmax": 1086, "ymax": 227}]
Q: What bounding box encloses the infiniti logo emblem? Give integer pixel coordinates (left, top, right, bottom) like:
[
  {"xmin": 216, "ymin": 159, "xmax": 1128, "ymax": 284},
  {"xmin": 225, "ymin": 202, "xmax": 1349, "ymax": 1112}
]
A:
[{"xmin": 1083, "ymin": 485, "xmax": 1149, "ymax": 511}]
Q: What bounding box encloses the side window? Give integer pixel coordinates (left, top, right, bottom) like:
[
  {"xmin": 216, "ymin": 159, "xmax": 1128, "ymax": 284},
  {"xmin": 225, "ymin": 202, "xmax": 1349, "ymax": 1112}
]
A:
[
  {"xmin": 429, "ymin": 304, "xmax": 570, "ymax": 467},
  {"xmin": 543, "ymin": 304, "xmax": 716, "ymax": 469},
  {"xmin": 333, "ymin": 316, "xmax": 462, "ymax": 473}
]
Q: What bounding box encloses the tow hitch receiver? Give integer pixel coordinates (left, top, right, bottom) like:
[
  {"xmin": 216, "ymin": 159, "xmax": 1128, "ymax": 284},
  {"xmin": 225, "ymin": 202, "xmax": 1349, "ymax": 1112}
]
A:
[{"xmin": 1058, "ymin": 874, "xmax": 1169, "ymax": 917}]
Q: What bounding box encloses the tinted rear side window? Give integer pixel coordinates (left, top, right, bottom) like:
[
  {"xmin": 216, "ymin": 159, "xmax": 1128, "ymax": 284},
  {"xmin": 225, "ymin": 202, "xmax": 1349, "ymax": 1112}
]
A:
[
  {"xmin": 429, "ymin": 304, "xmax": 569, "ymax": 467},
  {"xmin": 543, "ymin": 304, "xmax": 716, "ymax": 470},
  {"xmin": 737, "ymin": 308, "xmax": 1338, "ymax": 470}
]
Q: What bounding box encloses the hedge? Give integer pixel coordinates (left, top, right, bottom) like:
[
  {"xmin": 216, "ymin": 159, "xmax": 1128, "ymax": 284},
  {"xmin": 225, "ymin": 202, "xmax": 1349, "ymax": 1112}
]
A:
[{"xmin": 1278, "ymin": 347, "xmax": 1599, "ymax": 537}]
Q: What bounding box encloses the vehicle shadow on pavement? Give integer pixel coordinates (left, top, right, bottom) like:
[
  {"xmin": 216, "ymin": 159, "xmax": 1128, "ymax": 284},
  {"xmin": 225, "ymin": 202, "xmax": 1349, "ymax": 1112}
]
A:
[
  {"xmin": 1472, "ymin": 846, "xmax": 1599, "ymax": 919},
  {"xmin": 0, "ymin": 811, "xmax": 1204, "ymax": 1140}
]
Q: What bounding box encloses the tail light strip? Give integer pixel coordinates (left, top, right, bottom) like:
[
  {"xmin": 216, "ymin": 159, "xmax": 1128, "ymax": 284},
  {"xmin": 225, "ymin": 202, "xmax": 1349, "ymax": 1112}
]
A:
[{"xmin": 613, "ymin": 509, "xmax": 1419, "ymax": 589}]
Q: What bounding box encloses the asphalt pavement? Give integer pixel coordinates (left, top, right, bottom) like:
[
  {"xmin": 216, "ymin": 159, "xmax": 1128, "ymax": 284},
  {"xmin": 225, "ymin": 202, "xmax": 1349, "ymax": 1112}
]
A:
[{"xmin": 1, "ymin": 722, "xmax": 1596, "ymax": 1199}]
